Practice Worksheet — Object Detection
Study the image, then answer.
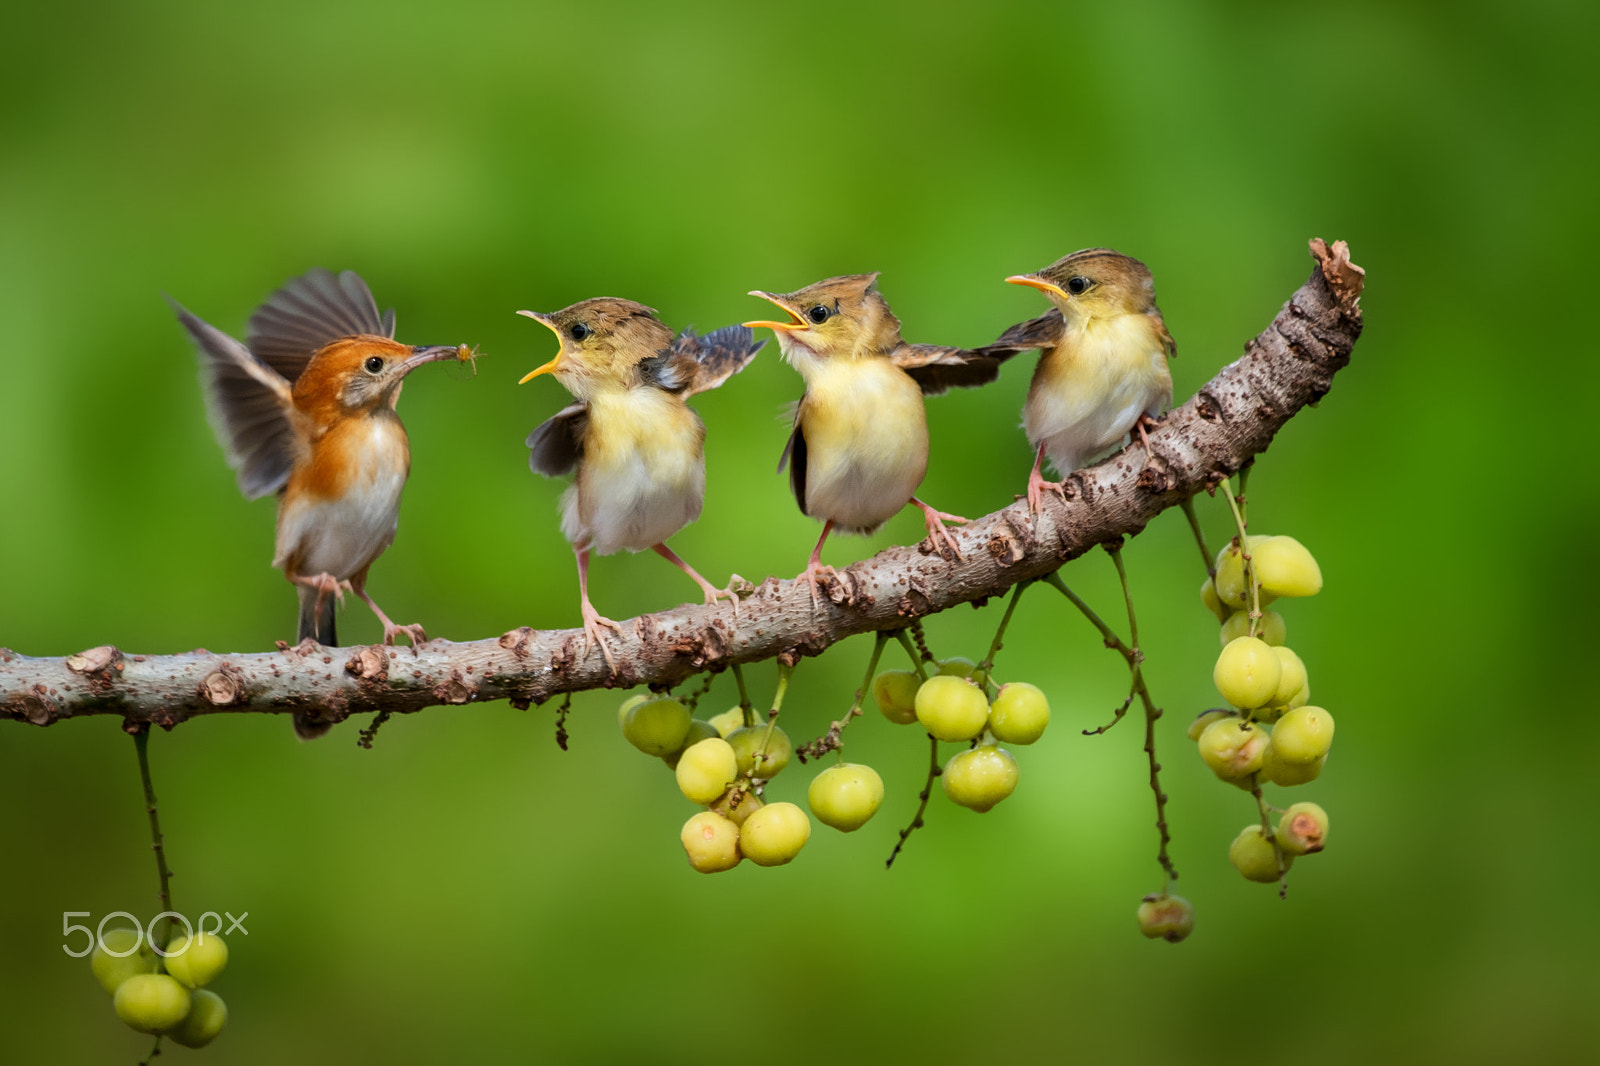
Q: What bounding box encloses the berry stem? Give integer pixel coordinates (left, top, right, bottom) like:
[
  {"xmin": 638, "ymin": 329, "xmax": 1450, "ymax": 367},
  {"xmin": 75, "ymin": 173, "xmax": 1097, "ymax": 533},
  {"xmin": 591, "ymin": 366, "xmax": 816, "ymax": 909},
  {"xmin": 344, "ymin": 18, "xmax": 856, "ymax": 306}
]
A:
[
  {"xmin": 1179, "ymin": 496, "xmax": 1215, "ymax": 579},
  {"xmin": 730, "ymin": 662, "xmax": 755, "ymax": 728},
  {"xmin": 753, "ymin": 661, "xmax": 794, "ymax": 766},
  {"xmin": 1219, "ymin": 478, "xmax": 1262, "ymax": 639},
  {"xmin": 973, "ymin": 579, "xmax": 1030, "ymax": 694},
  {"xmin": 1043, "ymin": 571, "xmax": 1178, "ymax": 884},
  {"xmin": 1249, "ymin": 775, "xmax": 1291, "ymax": 899},
  {"xmin": 132, "ymin": 726, "xmax": 174, "ymax": 953},
  {"xmin": 798, "ymin": 632, "xmax": 890, "ymax": 762},
  {"xmin": 893, "ymin": 631, "xmax": 930, "ymax": 683},
  {"xmin": 679, "ymin": 670, "xmax": 715, "ymax": 713},
  {"xmin": 886, "ymin": 733, "xmax": 941, "ymax": 869},
  {"xmin": 138, "ymin": 1035, "xmax": 163, "ymax": 1064}
]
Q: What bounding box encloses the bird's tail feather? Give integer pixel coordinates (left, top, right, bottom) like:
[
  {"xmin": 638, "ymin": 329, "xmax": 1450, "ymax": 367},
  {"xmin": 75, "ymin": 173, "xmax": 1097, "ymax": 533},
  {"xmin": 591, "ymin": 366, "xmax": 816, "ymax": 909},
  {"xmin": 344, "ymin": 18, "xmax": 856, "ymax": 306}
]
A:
[{"xmin": 293, "ymin": 585, "xmax": 337, "ymax": 740}]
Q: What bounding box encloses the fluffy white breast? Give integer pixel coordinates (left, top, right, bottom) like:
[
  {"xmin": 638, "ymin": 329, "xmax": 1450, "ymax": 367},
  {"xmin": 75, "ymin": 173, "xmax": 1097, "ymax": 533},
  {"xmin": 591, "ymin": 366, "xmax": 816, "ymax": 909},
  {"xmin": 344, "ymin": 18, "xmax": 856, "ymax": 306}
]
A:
[
  {"xmin": 274, "ymin": 418, "xmax": 410, "ymax": 579},
  {"xmin": 800, "ymin": 357, "xmax": 928, "ymax": 534},
  {"xmin": 567, "ymin": 388, "xmax": 705, "ymax": 555}
]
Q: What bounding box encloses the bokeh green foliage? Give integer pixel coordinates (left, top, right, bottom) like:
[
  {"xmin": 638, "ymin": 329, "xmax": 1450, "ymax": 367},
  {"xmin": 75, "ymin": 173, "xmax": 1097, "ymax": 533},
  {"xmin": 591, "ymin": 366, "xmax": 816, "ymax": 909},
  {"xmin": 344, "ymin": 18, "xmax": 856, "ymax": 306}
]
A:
[{"xmin": 3, "ymin": 0, "xmax": 1597, "ymax": 1062}]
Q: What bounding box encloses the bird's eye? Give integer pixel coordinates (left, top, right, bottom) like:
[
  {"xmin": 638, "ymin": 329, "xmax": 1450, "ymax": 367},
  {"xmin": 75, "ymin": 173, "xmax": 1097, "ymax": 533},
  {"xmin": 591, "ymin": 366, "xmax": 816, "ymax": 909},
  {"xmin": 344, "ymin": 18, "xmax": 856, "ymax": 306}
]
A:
[
  {"xmin": 1067, "ymin": 276, "xmax": 1091, "ymax": 296},
  {"xmin": 806, "ymin": 305, "xmax": 831, "ymax": 325},
  {"xmin": 569, "ymin": 322, "xmax": 591, "ymax": 342},
  {"xmin": 363, "ymin": 356, "xmax": 384, "ymax": 374}
]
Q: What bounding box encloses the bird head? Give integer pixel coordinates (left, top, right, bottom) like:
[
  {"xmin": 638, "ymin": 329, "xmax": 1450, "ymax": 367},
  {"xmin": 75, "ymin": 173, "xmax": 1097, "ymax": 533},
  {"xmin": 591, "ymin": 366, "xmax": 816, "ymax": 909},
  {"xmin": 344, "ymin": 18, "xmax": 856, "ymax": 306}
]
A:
[
  {"xmin": 292, "ymin": 336, "xmax": 464, "ymax": 418},
  {"xmin": 517, "ymin": 298, "xmax": 673, "ymax": 400},
  {"xmin": 1006, "ymin": 249, "xmax": 1157, "ymax": 324},
  {"xmin": 744, "ymin": 273, "xmax": 902, "ymax": 372}
]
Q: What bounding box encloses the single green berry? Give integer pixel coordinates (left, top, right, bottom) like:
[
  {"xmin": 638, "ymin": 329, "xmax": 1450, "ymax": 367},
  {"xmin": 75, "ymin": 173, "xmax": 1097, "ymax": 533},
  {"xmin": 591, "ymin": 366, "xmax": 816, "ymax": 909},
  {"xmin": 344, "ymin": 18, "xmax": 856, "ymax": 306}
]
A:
[
  {"xmin": 662, "ymin": 719, "xmax": 720, "ymax": 770},
  {"xmin": 1228, "ymin": 825, "xmax": 1292, "ymax": 884},
  {"xmin": 90, "ymin": 928, "xmax": 156, "ymax": 995},
  {"xmin": 164, "ymin": 932, "xmax": 228, "ymax": 990},
  {"xmin": 1214, "ymin": 636, "xmax": 1283, "ymax": 710},
  {"xmin": 1276, "ymin": 801, "xmax": 1329, "ymax": 855},
  {"xmin": 808, "ymin": 763, "xmax": 885, "ymax": 832},
  {"xmin": 1263, "ymin": 746, "xmax": 1325, "ymax": 786},
  {"xmin": 622, "ymin": 697, "xmax": 692, "ymax": 758},
  {"xmin": 674, "ymin": 737, "xmax": 739, "ymax": 805},
  {"xmin": 1187, "ymin": 709, "xmax": 1235, "ymax": 742},
  {"xmin": 1253, "ymin": 535, "xmax": 1323, "ymax": 598},
  {"xmin": 680, "ymin": 811, "xmax": 742, "ymax": 873},
  {"xmin": 1219, "ymin": 608, "xmax": 1287, "ymax": 647},
  {"xmin": 914, "ymin": 675, "xmax": 989, "ymax": 742},
  {"xmin": 726, "ymin": 724, "xmax": 793, "ymax": 780},
  {"xmin": 988, "ymin": 682, "xmax": 1050, "ymax": 745},
  {"xmin": 739, "ymin": 801, "xmax": 811, "ymax": 867},
  {"xmin": 1213, "ymin": 536, "xmax": 1273, "ymax": 610},
  {"xmin": 1197, "ymin": 717, "xmax": 1268, "ymax": 780},
  {"xmin": 168, "ymin": 989, "xmax": 227, "ymax": 1049},
  {"xmin": 1136, "ymin": 893, "xmax": 1195, "ymax": 942},
  {"xmin": 936, "ymin": 657, "xmax": 978, "ymax": 678},
  {"xmin": 1271, "ymin": 706, "xmax": 1335, "ymax": 764},
  {"xmin": 707, "ymin": 706, "xmax": 746, "ymax": 738},
  {"xmin": 1200, "ymin": 576, "xmax": 1228, "ymax": 623},
  {"xmin": 1269, "ymin": 646, "xmax": 1308, "ymax": 708},
  {"xmin": 873, "ymin": 670, "xmax": 922, "ymax": 725},
  {"xmin": 113, "ymin": 973, "xmax": 192, "ymax": 1034},
  {"xmin": 616, "ymin": 694, "xmax": 648, "ymax": 731},
  {"xmin": 942, "ymin": 745, "xmax": 1020, "ymax": 812}
]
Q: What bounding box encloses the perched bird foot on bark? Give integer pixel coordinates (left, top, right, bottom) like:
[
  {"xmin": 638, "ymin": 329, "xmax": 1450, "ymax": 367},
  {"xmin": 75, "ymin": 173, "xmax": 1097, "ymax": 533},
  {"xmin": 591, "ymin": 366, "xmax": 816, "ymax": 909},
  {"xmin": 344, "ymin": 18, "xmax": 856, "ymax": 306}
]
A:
[
  {"xmin": 1026, "ymin": 444, "xmax": 1067, "ymax": 515},
  {"xmin": 580, "ymin": 598, "xmax": 623, "ymax": 671},
  {"xmin": 651, "ymin": 544, "xmax": 740, "ymax": 619},
  {"xmin": 911, "ymin": 497, "xmax": 967, "ymax": 561}
]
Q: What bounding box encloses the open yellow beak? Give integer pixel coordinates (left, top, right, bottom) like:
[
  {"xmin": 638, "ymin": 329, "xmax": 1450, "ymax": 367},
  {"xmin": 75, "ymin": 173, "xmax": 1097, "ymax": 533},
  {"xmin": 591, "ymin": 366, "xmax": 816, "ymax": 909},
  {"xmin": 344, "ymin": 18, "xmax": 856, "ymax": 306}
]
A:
[
  {"xmin": 515, "ymin": 310, "xmax": 563, "ymax": 384},
  {"xmin": 1005, "ymin": 274, "xmax": 1070, "ymax": 301},
  {"xmin": 742, "ymin": 291, "xmax": 807, "ymax": 332}
]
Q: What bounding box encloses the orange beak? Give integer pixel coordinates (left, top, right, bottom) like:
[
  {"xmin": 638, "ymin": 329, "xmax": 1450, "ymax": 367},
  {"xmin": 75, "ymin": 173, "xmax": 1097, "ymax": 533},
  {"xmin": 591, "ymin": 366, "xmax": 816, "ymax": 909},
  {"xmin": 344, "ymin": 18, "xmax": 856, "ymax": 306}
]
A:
[
  {"xmin": 515, "ymin": 310, "xmax": 563, "ymax": 383},
  {"xmin": 742, "ymin": 291, "xmax": 808, "ymax": 333},
  {"xmin": 1005, "ymin": 274, "xmax": 1070, "ymax": 301}
]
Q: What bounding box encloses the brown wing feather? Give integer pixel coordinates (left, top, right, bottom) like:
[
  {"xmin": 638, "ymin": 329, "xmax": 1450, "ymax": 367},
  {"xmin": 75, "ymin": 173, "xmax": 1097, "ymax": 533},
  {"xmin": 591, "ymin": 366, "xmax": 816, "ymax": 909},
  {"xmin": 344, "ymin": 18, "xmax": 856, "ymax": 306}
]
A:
[
  {"xmin": 1151, "ymin": 311, "xmax": 1177, "ymax": 359},
  {"xmin": 526, "ymin": 403, "xmax": 588, "ymax": 478},
  {"xmin": 246, "ymin": 268, "xmax": 393, "ymax": 385},
  {"xmin": 642, "ymin": 324, "xmax": 767, "ymax": 397}
]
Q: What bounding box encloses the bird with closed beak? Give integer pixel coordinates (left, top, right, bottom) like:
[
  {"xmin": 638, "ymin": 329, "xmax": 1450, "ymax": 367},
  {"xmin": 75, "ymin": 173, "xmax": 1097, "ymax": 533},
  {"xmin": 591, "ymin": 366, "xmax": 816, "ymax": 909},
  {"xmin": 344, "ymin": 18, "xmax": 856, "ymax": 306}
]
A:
[
  {"xmin": 518, "ymin": 299, "xmax": 764, "ymax": 668},
  {"xmin": 172, "ymin": 268, "xmax": 470, "ymax": 738},
  {"xmin": 744, "ymin": 273, "xmax": 1029, "ymax": 602},
  {"xmin": 1000, "ymin": 248, "xmax": 1176, "ymax": 511}
]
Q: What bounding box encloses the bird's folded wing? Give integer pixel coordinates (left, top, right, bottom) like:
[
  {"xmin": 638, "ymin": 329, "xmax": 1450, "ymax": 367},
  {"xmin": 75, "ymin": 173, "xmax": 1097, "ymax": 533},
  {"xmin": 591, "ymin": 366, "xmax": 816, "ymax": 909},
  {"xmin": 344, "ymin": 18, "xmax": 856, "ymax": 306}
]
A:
[
  {"xmin": 641, "ymin": 324, "xmax": 767, "ymax": 398},
  {"xmin": 246, "ymin": 268, "xmax": 394, "ymax": 384},
  {"xmin": 526, "ymin": 403, "xmax": 589, "ymax": 478},
  {"xmin": 1152, "ymin": 311, "xmax": 1177, "ymax": 359},
  {"xmin": 777, "ymin": 406, "xmax": 808, "ymax": 513},
  {"xmin": 172, "ymin": 301, "xmax": 301, "ymax": 500}
]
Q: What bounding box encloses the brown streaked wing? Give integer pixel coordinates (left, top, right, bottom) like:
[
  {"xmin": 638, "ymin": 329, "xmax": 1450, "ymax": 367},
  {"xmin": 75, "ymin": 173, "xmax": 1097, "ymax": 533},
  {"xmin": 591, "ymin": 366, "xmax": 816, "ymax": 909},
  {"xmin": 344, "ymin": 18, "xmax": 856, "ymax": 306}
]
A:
[
  {"xmin": 246, "ymin": 268, "xmax": 394, "ymax": 384},
  {"xmin": 653, "ymin": 323, "xmax": 767, "ymax": 398}
]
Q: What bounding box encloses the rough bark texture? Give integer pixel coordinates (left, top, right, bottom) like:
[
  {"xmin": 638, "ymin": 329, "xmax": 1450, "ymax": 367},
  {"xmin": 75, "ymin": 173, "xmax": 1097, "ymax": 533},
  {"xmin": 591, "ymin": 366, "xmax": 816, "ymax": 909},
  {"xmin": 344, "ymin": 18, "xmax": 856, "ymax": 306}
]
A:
[{"xmin": 1, "ymin": 240, "xmax": 1364, "ymax": 731}]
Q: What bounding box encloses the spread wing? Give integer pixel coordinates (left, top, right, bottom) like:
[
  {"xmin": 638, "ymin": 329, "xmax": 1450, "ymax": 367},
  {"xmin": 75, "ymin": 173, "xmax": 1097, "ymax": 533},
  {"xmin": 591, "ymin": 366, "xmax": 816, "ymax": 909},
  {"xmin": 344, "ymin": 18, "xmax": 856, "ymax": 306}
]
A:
[
  {"xmin": 245, "ymin": 268, "xmax": 394, "ymax": 385},
  {"xmin": 894, "ymin": 309, "xmax": 1071, "ymax": 395},
  {"xmin": 776, "ymin": 401, "xmax": 808, "ymax": 514},
  {"xmin": 171, "ymin": 299, "xmax": 300, "ymax": 500},
  {"xmin": 985, "ymin": 308, "xmax": 1066, "ymax": 353},
  {"xmin": 640, "ymin": 324, "xmax": 766, "ymax": 398},
  {"xmin": 527, "ymin": 403, "xmax": 588, "ymax": 478}
]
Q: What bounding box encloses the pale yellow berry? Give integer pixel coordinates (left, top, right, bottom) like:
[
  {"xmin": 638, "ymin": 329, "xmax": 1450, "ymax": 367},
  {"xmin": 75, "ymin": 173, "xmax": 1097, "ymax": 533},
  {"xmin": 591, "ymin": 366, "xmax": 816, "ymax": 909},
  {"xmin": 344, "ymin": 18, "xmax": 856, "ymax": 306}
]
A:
[
  {"xmin": 1229, "ymin": 825, "xmax": 1291, "ymax": 883},
  {"xmin": 113, "ymin": 974, "xmax": 192, "ymax": 1034},
  {"xmin": 675, "ymin": 738, "xmax": 739, "ymax": 805},
  {"xmin": 1137, "ymin": 894, "xmax": 1195, "ymax": 942},
  {"xmin": 739, "ymin": 802, "xmax": 811, "ymax": 866},
  {"xmin": 680, "ymin": 811, "xmax": 741, "ymax": 873},
  {"xmin": 726, "ymin": 724, "xmax": 793, "ymax": 780},
  {"xmin": 988, "ymin": 682, "xmax": 1050, "ymax": 745},
  {"xmin": 942, "ymin": 746, "xmax": 1020, "ymax": 812},
  {"xmin": 709, "ymin": 785, "xmax": 763, "ymax": 825},
  {"xmin": 1262, "ymin": 746, "xmax": 1325, "ymax": 787},
  {"xmin": 873, "ymin": 670, "xmax": 922, "ymax": 725},
  {"xmin": 1197, "ymin": 717, "xmax": 1269, "ymax": 780},
  {"xmin": 1253, "ymin": 536, "xmax": 1322, "ymax": 597},
  {"xmin": 808, "ymin": 763, "xmax": 885, "ymax": 832},
  {"xmin": 1214, "ymin": 536, "xmax": 1273, "ymax": 609},
  {"xmin": 1200, "ymin": 577, "xmax": 1228, "ymax": 622},
  {"xmin": 163, "ymin": 932, "xmax": 228, "ymax": 990},
  {"xmin": 622, "ymin": 697, "xmax": 691, "ymax": 757},
  {"xmin": 1276, "ymin": 802, "xmax": 1329, "ymax": 855},
  {"xmin": 707, "ymin": 706, "xmax": 746, "ymax": 738},
  {"xmin": 1187, "ymin": 709, "xmax": 1235, "ymax": 742},
  {"xmin": 1269, "ymin": 646, "xmax": 1308, "ymax": 708},
  {"xmin": 914, "ymin": 675, "xmax": 989, "ymax": 742},
  {"xmin": 1214, "ymin": 636, "xmax": 1282, "ymax": 709},
  {"xmin": 90, "ymin": 928, "xmax": 156, "ymax": 995},
  {"xmin": 168, "ymin": 989, "xmax": 227, "ymax": 1049},
  {"xmin": 1271, "ymin": 706, "xmax": 1335, "ymax": 764},
  {"xmin": 662, "ymin": 719, "xmax": 719, "ymax": 770},
  {"xmin": 1219, "ymin": 609, "xmax": 1286, "ymax": 647}
]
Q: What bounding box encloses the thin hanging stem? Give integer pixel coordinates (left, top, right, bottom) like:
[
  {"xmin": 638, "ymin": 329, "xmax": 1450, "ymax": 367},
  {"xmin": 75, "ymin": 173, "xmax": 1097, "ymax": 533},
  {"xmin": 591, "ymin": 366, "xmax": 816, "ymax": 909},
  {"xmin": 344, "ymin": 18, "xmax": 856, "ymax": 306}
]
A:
[
  {"xmin": 132, "ymin": 727, "xmax": 173, "ymax": 946},
  {"xmin": 886, "ymin": 733, "xmax": 941, "ymax": 869},
  {"xmin": 894, "ymin": 631, "xmax": 930, "ymax": 683},
  {"xmin": 730, "ymin": 662, "xmax": 755, "ymax": 728},
  {"xmin": 973, "ymin": 580, "xmax": 1030, "ymax": 694},
  {"xmin": 798, "ymin": 633, "xmax": 889, "ymax": 762},
  {"xmin": 1219, "ymin": 478, "xmax": 1261, "ymax": 638},
  {"xmin": 1179, "ymin": 496, "xmax": 1215, "ymax": 578}
]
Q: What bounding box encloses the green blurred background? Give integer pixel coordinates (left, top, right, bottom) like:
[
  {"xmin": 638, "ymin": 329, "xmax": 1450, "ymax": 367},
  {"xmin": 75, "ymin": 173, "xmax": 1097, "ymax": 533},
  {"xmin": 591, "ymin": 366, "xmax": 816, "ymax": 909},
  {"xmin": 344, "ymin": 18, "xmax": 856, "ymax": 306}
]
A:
[{"xmin": 3, "ymin": 0, "xmax": 1596, "ymax": 1061}]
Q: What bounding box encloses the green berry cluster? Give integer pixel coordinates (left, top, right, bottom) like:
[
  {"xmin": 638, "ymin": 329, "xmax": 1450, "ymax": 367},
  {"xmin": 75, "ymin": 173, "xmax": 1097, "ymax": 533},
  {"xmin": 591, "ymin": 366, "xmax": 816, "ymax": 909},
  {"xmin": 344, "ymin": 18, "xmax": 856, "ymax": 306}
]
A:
[
  {"xmin": 619, "ymin": 694, "xmax": 814, "ymax": 872},
  {"xmin": 90, "ymin": 927, "xmax": 229, "ymax": 1048},
  {"xmin": 874, "ymin": 659, "xmax": 1051, "ymax": 814},
  {"xmin": 1196, "ymin": 533, "xmax": 1335, "ymax": 883}
]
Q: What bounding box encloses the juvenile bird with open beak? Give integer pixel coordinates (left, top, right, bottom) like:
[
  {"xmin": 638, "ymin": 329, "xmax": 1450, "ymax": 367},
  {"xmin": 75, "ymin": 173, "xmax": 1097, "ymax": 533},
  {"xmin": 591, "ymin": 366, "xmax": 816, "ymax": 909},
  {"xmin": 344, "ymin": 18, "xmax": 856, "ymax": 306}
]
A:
[
  {"xmin": 744, "ymin": 273, "xmax": 1029, "ymax": 601},
  {"xmin": 172, "ymin": 268, "xmax": 471, "ymax": 738},
  {"xmin": 518, "ymin": 299, "xmax": 764, "ymax": 667},
  {"xmin": 1000, "ymin": 248, "xmax": 1176, "ymax": 511}
]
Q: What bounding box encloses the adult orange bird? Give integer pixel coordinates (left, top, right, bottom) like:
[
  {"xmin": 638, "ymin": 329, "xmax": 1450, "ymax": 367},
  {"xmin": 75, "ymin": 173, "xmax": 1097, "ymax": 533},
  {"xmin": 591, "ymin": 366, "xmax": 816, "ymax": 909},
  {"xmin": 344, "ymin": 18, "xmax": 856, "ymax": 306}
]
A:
[{"xmin": 172, "ymin": 268, "xmax": 467, "ymax": 738}]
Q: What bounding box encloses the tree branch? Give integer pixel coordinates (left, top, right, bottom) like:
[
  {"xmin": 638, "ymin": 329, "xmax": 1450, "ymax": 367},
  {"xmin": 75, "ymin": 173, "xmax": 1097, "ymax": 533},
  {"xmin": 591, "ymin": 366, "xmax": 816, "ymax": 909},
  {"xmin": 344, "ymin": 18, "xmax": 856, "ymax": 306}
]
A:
[{"xmin": 1, "ymin": 240, "xmax": 1364, "ymax": 730}]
